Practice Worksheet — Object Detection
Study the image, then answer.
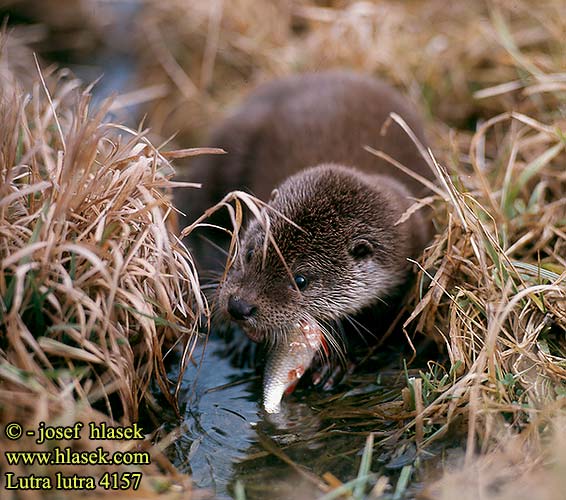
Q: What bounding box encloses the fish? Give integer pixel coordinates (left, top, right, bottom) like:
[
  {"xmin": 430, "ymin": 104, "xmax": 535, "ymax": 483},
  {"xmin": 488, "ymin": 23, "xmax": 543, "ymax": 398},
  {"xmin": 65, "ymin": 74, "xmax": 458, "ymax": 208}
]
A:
[{"xmin": 262, "ymin": 319, "xmax": 325, "ymax": 414}]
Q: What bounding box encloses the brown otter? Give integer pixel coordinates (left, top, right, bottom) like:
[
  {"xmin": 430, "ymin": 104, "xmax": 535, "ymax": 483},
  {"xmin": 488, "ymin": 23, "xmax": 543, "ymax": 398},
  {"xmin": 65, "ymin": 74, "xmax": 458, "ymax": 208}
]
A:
[{"xmin": 176, "ymin": 70, "xmax": 434, "ymax": 351}]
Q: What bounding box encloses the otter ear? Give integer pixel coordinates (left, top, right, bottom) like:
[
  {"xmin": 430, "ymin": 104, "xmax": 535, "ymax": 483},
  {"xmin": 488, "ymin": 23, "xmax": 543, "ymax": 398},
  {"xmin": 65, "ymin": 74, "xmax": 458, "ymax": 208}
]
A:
[
  {"xmin": 269, "ymin": 188, "xmax": 279, "ymax": 202},
  {"xmin": 349, "ymin": 239, "xmax": 374, "ymax": 259}
]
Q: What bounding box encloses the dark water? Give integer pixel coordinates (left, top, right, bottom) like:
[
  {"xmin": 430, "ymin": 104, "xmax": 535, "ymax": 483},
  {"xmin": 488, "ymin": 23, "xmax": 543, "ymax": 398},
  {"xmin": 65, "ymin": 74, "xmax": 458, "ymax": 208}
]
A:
[
  {"xmin": 166, "ymin": 334, "xmax": 446, "ymax": 500},
  {"xmin": 2, "ymin": 0, "xmax": 142, "ymax": 122},
  {"xmin": 171, "ymin": 337, "xmax": 261, "ymax": 498}
]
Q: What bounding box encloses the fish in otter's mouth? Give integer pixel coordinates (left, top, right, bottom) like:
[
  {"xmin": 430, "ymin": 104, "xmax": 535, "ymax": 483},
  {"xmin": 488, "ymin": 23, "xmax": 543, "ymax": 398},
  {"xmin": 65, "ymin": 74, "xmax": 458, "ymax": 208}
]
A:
[{"xmin": 262, "ymin": 319, "xmax": 326, "ymax": 414}]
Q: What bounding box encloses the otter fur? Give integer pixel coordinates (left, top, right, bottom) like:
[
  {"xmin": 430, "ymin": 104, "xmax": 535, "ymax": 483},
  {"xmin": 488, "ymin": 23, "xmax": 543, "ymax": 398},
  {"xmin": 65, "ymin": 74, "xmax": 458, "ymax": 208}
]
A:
[{"xmin": 175, "ymin": 70, "xmax": 434, "ymax": 346}]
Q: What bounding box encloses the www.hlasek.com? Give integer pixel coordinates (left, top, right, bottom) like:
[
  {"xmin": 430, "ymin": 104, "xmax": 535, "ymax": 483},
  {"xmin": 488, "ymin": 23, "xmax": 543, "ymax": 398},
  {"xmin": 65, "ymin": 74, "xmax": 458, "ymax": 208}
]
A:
[{"xmin": 3, "ymin": 421, "xmax": 151, "ymax": 491}]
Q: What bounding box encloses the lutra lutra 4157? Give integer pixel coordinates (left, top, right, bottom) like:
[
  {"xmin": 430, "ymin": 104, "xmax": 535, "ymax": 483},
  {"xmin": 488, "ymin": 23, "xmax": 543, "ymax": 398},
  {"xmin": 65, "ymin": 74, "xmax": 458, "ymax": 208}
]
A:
[{"xmin": 176, "ymin": 70, "xmax": 434, "ymax": 351}]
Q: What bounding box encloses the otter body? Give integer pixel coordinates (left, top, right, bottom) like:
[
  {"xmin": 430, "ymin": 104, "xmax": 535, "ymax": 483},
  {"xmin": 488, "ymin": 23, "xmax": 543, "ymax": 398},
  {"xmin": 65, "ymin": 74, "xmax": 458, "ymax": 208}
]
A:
[{"xmin": 177, "ymin": 71, "xmax": 434, "ymax": 345}]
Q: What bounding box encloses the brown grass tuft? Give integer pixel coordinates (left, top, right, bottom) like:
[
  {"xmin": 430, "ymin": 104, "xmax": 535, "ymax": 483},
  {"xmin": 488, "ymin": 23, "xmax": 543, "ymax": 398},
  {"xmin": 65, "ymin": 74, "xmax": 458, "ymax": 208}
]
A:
[
  {"xmin": 0, "ymin": 35, "xmax": 211, "ymax": 496},
  {"xmin": 0, "ymin": 66, "xmax": 202, "ymax": 419}
]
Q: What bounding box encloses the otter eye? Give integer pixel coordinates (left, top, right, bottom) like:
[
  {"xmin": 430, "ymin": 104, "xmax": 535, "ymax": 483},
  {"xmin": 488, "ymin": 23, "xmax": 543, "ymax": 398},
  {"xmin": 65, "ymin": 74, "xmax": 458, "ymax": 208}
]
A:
[
  {"xmin": 294, "ymin": 274, "xmax": 308, "ymax": 291},
  {"xmin": 245, "ymin": 248, "xmax": 254, "ymax": 263},
  {"xmin": 350, "ymin": 239, "xmax": 374, "ymax": 259}
]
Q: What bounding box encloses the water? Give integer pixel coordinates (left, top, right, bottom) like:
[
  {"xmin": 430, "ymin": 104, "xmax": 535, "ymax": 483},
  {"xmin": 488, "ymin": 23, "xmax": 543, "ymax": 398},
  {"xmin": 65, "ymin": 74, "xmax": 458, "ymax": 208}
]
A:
[
  {"xmin": 171, "ymin": 338, "xmax": 260, "ymax": 497},
  {"xmin": 167, "ymin": 335, "xmax": 434, "ymax": 500}
]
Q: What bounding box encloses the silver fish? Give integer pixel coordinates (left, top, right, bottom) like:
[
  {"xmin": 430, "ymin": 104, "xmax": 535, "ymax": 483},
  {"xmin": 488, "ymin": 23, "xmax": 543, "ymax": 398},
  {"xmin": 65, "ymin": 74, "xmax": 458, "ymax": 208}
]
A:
[{"xmin": 262, "ymin": 320, "xmax": 324, "ymax": 414}]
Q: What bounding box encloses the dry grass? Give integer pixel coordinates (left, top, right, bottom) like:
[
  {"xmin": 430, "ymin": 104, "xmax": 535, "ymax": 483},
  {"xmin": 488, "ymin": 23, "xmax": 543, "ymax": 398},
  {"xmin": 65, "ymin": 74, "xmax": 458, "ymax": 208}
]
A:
[
  {"xmin": 0, "ymin": 35, "xmax": 212, "ymax": 497},
  {"xmin": 394, "ymin": 100, "xmax": 566, "ymax": 489},
  {"xmin": 422, "ymin": 415, "xmax": 566, "ymax": 500},
  {"xmin": 0, "ymin": 0, "xmax": 111, "ymax": 62},
  {"xmin": 138, "ymin": 0, "xmax": 565, "ymax": 141}
]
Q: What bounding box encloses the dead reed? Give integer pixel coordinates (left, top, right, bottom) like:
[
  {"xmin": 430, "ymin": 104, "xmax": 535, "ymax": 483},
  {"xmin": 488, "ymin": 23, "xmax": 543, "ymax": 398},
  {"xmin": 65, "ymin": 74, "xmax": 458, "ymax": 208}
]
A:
[
  {"xmin": 138, "ymin": 0, "xmax": 565, "ymax": 140},
  {"xmin": 0, "ymin": 36, "xmax": 211, "ymax": 497}
]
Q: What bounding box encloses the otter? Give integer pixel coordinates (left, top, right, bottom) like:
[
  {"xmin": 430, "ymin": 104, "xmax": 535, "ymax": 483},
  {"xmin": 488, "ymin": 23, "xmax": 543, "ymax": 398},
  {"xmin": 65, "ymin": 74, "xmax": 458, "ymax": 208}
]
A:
[{"xmin": 176, "ymin": 70, "xmax": 434, "ymax": 352}]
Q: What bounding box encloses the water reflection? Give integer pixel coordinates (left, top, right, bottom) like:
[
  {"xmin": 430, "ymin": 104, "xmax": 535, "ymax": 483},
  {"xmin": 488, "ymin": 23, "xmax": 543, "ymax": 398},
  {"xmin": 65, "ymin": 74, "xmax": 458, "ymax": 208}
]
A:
[
  {"xmin": 173, "ymin": 337, "xmax": 260, "ymax": 497},
  {"xmin": 172, "ymin": 336, "xmax": 406, "ymax": 499}
]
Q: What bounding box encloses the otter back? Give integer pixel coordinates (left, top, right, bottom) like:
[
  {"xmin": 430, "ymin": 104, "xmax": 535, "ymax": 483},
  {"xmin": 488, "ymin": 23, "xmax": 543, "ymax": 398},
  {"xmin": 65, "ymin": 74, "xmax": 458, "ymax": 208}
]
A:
[{"xmin": 175, "ymin": 70, "xmax": 433, "ymax": 271}]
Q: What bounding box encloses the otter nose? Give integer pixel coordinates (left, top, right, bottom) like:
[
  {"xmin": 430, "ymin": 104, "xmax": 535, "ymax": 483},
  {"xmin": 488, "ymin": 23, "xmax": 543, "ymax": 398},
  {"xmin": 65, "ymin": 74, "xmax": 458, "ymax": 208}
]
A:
[{"xmin": 227, "ymin": 295, "xmax": 257, "ymax": 320}]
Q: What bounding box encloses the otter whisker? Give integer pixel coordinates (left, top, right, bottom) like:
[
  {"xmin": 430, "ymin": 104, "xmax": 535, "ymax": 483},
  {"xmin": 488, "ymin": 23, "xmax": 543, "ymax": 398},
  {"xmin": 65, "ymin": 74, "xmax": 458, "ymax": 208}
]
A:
[
  {"xmin": 200, "ymin": 282, "xmax": 220, "ymax": 291},
  {"xmin": 317, "ymin": 319, "xmax": 347, "ymax": 367},
  {"xmin": 372, "ymin": 294, "xmax": 390, "ymax": 307},
  {"xmin": 342, "ymin": 314, "xmax": 379, "ymax": 343}
]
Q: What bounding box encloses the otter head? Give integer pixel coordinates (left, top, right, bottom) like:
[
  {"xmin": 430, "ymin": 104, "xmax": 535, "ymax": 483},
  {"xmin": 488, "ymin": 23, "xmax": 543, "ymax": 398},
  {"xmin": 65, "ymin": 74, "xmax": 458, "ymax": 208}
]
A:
[{"xmin": 218, "ymin": 164, "xmax": 415, "ymax": 344}]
